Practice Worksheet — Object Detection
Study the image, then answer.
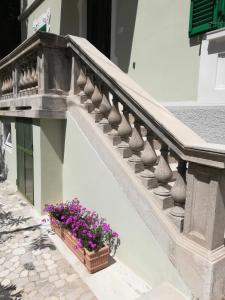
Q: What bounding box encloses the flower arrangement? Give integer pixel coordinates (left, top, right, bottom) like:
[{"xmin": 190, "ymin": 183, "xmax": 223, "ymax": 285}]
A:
[{"xmin": 44, "ymin": 199, "xmax": 120, "ymax": 253}]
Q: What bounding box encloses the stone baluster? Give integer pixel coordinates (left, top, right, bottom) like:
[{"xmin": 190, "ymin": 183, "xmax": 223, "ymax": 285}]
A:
[
  {"xmin": 77, "ymin": 67, "xmax": 87, "ymax": 103},
  {"xmin": 4, "ymin": 79, "xmax": 7, "ymax": 93},
  {"xmin": 3, "ymin": 78, "xmax": 6, "ymax": 94},
  {"xmin": 5, "ymin": 78, "xmax": 8, "ymax": 93},
  {"xmin": 91, "ymin": 83, "xmax": 102, "ymax": 122},
  {"xmin": 19, "ymin": 70, "xmax": 24, "ymax": 92},
  {"xmin": 1, "ymin": 79, "xmax": 5, "ymax": 94},
  {"xmin": 31, "ymin": 66, "xmax": 36, "ymax": 85},
  {"xmin": 139, "ymin": 131, "xmax": 158, "ymax": 189},
  {"xmin": 0, "ymin": 78, "xmax": 2, "ymax": 98},
  {"xmin": 117, "ymin": 106, "xmax": 132, "ymax": 158},
  {"xmin": 26, "ymin": 68, "xmax": 32, "ymax": 94},
  {"xmin": 98, "ymin": 88, "xmax": 112, "ymax": 133},
  {"xmin": 170, "ymin": 158, "xmax": 187, "ymax": 231},
  {"xmin": 128, "ymin": 118, "xmax": 144, "ymax": 173},
  {"xmin": 9, "ymin": 77, "xmax": 13, "ymax": 93},
  {"xmin": 3, "ymin": 79, "xmax": 7, "ymax": 94},
  {"xmin": 33, "ymin": 65, "xmax": 38, "ymax": 86},
  {"xmin": 4, "ymin": 79, "xmax": 8, "ymax": 93},
  {"xmin": 83, "ymin": 73, "xmax": 94, "ymax": 112},
  {"xmin": 23, "ymin": 69, "xmax": 28, "ymax": 89},
  {"xmin": 108, "ymin": 98, "xmax": 122, "ymax": 145},
  {"xmin": 153, "ymin": 143, "xmax": 173, "ymax": 209},
  {"xmin": 30, "ymin": 64, "xmax": 37, "ymax": 93},
  {"xmin": 7, "ymin": 78, "xmax": 10, "ymax": 93}
]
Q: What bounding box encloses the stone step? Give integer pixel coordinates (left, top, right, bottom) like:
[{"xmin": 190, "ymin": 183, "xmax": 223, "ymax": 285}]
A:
[{"xmin": 136, "ymin": 283, "xmax": 189, "ymax": 300}]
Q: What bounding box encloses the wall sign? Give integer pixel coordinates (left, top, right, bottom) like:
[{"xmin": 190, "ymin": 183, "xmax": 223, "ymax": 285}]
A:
[{"xmin": 33, "ymin": 8, "xmax": 51, "ymax": 33}]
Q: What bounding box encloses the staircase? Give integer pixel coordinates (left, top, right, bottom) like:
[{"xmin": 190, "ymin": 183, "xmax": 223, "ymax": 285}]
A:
[{"xmin": 1, "ymin": 32, "xmax": 225, "ymax": 299}]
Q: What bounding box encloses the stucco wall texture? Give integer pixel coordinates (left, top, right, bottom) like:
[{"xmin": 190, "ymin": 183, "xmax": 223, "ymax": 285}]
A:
[
  {"xmin": 167, "ymin": 103, "xmax": 225, "ymax": 145},
  {"xmin": 62, "ymin": 113, "xmax": 190, "ymax": 297}
]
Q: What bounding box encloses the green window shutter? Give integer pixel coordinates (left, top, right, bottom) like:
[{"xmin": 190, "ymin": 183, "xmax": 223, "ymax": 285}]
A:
[
  {"xmin": 217, "ymin": 0, "xmax": 225, "ymax": 28},
  {"xmin": 189, "ymin": 0, "xmax": 217, "ymax": 37}
]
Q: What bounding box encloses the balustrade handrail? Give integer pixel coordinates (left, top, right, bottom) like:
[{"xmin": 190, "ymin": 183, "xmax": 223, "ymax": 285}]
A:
[
  {"xmin": 66, "ymin": 35, "xmax": 225, "ymax": 169},
  {"xmin": 0, "ymin": 32, "xmax": 66, "ymax": 70},
  {"xmin": 1, "ymin": 32, "xmax": 225, "ymax": 168}
]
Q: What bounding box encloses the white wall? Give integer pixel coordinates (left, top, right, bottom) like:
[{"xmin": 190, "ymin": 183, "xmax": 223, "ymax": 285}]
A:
[
  {"xmin": 63, "ymin": 113, "xmax": 190, "ymax": 296},
  {"xmin": 1, "ymin": 119, "xmax": 17, "ymax": 185},
  {"xmin": 198, "ymin": 30, "xmax": 225, "ymax": 102},
  {"xmin": 25, "ymin": 0, "xmax": 62, "ymax": 38}
]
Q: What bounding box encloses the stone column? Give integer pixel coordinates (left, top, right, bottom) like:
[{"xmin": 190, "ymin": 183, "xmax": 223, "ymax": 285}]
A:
[
  {"xmin": 13, "ymin": 66, "xmax": 19, "ymax": 98},
  {"xmin": 184, "ymin": 163, "xmax": 225, "ymax": 250},
  {"xmin": 37, "ymin": 48, "xmax": 48, "ymax": 95}
]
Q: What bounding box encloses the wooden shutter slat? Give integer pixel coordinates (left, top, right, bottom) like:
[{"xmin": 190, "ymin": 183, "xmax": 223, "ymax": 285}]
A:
[{"xmin": 189, "ymin": 0, "xmax": 217, "ymax": 37}]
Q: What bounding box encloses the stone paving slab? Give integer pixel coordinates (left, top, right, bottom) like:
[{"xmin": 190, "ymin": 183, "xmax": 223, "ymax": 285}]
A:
[{"xmin": 0, "ymin": 181, "xmax": 97, "ymax": 300}]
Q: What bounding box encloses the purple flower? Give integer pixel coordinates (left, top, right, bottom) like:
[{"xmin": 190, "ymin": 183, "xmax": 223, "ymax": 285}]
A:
[
  {"xmin": 65, "ymin": 216, "xmax": 73, "ymax": 225},
  {"xmin": 101, "ymin": 223, "xmax": 110, "ymax": 232}
]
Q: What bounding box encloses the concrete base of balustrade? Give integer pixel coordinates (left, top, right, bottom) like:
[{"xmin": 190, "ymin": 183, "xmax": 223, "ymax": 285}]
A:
[
  {"xmin": 128, "ymin": 160, "xmax": 145, "ymax": 173},
  {"xmin": 84, "ymin": 102, "xmax": 94, "ymax": 113},
  {"xmin": 98, "ymin": 123, "xmax": 111, "ymax": 133},
  {"xmin": 140, "ymin": 176, "xmax": 158, "ymax": 190},
  {"xmin": 90, "ymin": 111, "xmax": 102, "ymax": 123},
  {"xmin": 166, "ymin": 209, "xmax": 184, "ymax": 232},
  {"xmin": 154, "ymin": 194, "xmax": 174, "ymax": 210},
  {"xmin": 108, "ymin": 134, "xmax": 121, "ymax": 146},
  {"xmin": 137, "ymin": 282, "xmax": 188, "ymax": 300},
  {"xmin": 118, "ymin": 147, "xmax": 132, "ymax": 158},
  {"xmin": 0, "ymin": 94, "xmax": 67, "ymax": 119}
]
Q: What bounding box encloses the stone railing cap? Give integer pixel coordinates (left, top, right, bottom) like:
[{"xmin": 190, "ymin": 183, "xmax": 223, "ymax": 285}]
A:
[{"xmin": 0, "ymin": 32, "xmax": 66, "ymax": 70}]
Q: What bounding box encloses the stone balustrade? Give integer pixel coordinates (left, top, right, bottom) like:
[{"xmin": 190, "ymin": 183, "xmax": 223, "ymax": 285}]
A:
[
  {"xmin": 18, "ymin": 54, "xmax": 38, "ymax": 97},
  {"xmin": 0, "ymin": 32, "xmax": 68, "ymax": 118},
  {"xmin": 68, "ymin": 36, "xmax": 225, "ymax": 255},
  {"xmin": 1, "ymin": 32, "xmax": 225, "ymax": 298}
]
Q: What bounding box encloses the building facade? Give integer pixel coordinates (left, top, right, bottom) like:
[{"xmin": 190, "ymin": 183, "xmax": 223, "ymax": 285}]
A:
[{"xmin": 1, "ymin": 1, "xmax": 225, "ymax": 299}]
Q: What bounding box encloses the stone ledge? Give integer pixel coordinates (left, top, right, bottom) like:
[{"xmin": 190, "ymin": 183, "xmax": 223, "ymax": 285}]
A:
[
  {"xmin": 137, "ymin": 283, "xmax": 188, "ymax": 300},
  {"xmin": 0, "ymin": 94, "xmax": 67, "ymax": 119}
]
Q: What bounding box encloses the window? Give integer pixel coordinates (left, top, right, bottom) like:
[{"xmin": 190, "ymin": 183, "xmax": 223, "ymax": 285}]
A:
[
  {"xmin": 189, "ymin": 0, "xmax": 225, "ymax": 37},
  {"xmin": 3, "ymin": 122, "xmax": 12, "ymax": 147}
]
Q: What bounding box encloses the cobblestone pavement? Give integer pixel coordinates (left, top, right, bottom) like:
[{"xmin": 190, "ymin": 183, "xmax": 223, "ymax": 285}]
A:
[{"xmin": 0, "ymin": 181, "xmax": 97, "ymax": 300}]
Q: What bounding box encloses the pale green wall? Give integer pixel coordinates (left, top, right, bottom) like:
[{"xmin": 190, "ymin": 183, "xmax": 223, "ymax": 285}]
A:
[
  {"xmin": 25, "ymin": 0, "xmax": 62, "ymax": 38},
  {"xmin": 33, "ymin": 119, "xmax": 65, "ymax": 214},
  {"xmin": 63, "ymin": 113, "xmax": 190, "ymax": 296},
  {"xmin": 117, "ymin": 0, "xmax": 200, "ymax": 102},
  {"xmin": 33, "ymin": 120, "xmax": 42, "ymax": 212},
  {"xmin": 60, "ymin": 0, "xmax": 80, "ymax": 36},
  {"xmin": 22, "ymin": 0, "xmax": 199, "ymax": 102}
]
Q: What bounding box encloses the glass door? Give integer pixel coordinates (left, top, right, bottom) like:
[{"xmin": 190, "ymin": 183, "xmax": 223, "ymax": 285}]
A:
[{"xmin": 16, "ymin": 118, "xmax": 34, "ymax": 204}]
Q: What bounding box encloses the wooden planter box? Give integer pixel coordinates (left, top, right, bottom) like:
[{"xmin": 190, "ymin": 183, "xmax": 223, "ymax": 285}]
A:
[
  {"xmin": 85, "ymin": 245, "xmax": 109, "ymax": 273},
  {"xmin": 50, "ymin": 215, "xmax": 109, "ymax": 273}
]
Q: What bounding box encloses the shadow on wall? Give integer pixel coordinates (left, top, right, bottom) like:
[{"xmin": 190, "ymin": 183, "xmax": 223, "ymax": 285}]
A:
[
  {"xmin": 208, "ymin": 38, "xmax": 225, "ymax": 54},
  {"xmin": 114, "ymin": 0, "xmax": 138, "ymax": 73},
  {"xmin": 60, "ymin": 0, "xmax": 80, "ymax": 36}
]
